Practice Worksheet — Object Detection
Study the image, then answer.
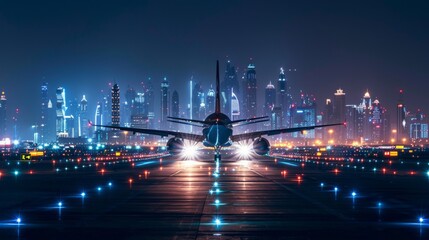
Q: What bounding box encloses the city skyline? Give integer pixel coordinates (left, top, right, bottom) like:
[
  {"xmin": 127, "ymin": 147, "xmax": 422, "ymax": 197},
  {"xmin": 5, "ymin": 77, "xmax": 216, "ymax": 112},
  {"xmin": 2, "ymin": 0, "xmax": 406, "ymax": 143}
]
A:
[{"xmin": 0, "ymin": 1, "xmax": 428, "ymax": 140}]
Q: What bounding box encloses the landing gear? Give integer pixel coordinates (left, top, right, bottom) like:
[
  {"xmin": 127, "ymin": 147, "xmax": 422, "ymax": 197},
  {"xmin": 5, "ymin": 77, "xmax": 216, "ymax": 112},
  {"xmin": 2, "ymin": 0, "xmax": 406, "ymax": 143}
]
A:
[
  {"xmin": 214, "ymin": 147, "xmax": 221, "ymax": 162},
  {"xmin": 214, "ymin": 153, "xmax": 221, "ymax": 162}
]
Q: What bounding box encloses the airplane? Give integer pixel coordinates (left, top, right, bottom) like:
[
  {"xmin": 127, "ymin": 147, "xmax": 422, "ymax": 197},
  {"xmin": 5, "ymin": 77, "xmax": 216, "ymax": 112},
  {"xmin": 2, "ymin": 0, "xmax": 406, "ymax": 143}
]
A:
[{"xmin": 90, "ymin": 61, "xmax": 343, "ymax": 161}]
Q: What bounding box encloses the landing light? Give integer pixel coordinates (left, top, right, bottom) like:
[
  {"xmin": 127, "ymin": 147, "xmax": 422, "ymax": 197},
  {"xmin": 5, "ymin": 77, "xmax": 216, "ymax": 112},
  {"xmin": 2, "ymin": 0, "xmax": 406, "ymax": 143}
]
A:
[
  {"xmin": 236, "ymin": 142, "xmax": 253, "ymax": 159},
  {"xmin": 181, "ymin": 143, "xmax": 199, "ymax": 159}
]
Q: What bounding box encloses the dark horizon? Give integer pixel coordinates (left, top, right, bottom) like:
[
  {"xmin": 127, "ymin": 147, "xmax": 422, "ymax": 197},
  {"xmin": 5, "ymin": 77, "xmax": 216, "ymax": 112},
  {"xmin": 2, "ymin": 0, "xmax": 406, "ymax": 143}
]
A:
[{"xmin": 1, "ymin": 0, "xmax": 429, "ymax": 139}]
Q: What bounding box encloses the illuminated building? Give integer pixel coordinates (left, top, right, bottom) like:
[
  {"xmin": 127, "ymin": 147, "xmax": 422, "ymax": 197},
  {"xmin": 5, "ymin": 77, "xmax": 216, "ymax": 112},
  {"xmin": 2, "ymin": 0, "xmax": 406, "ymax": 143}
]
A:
[
  {"xmin": 362, "ymin": 90, "xmax": 372, "ymax": 142},
  {"xmin": 265, "ymin": 81, "xmax": 276, "ymax": 116},
  {"xmin": 396, "ymin": 90, "xmax": 407, "ymax": 142},
  {"xmin": 56, "ymin": 87, "xmax": 69, "ymax": 138},
  {"xmin": 40, "ymin": 83, "xmax": 50, "ymax": 143},
  {"xmin": 277, "ymin": 68, "xmax": 292, "ymax": 127},
  {"xmin": 333, "ymin": 89, "xmax": 346, "ymax": 143},
  {"xmin": 370, "ymin": 99, "xmax": 389, "ymax": 144},
  {"xmin": 221, "ymin": 60, "xmax": 239, "ymax": 118},
  {"xmin": 323, "ymin": 99, "xmax": 333, "ymax": 140},
  {"xmin": 231, "ymin": 88, "xmax": 240, "ymax": 121},
  {"xmin": 66, "ymin": 98, "xmax": 78, "ymax": 137},
  {"xmin": 242, "ymin": 62, "xmax": 257, "ymax": 119},
  {"xmin": 192, "ymin": 83, "xmax": 204, "ymax": 120},
  {"xmin": 124, "ymin": 87, "xmax": 137, "ymax": 127},
  {"xmin": 345, "ymin": 105, "xmax": 359, "ymax": 141},
  {"xmin": 160, "ymin": 77, "xmax": 170, "ymax": 128},
  {"xmin": 0, "ymin": 91, "xmax": 6, "ymax": 138},
  {"xmin": 144, "ymin": 78, "xmax": 155, "ymax": 128},
  {"xmin": 206, "ymin": 86, "xmax": 215, "ymax": 113},
  {"xmin": 271, "ymin": 107, "xmax": 282, "ymax": 130},
  {"xmin": 111, "ymin": 83, "xmax": 120, "ymax": 127},
  {"xmin": 408, "ymin": 110, "xmax": 428, "ymax": 139},
  {"xmin": 172, "ymin": 90, "xmax": 179, "ymax": 118},
  {"xmin": 290, "ymin": 93, "xmax": 317, "ymax": 139},
  {"xmin": 78, "ymin": 95, "xmax": 88, "ymax": 137}
]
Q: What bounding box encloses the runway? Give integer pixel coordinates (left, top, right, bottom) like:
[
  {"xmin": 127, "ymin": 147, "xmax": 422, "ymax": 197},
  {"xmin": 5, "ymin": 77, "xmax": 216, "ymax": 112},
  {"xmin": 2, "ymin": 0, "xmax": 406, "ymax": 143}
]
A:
[{"xmin": 0, "ymin": 152, "xmax": 428, "ymax": 239}]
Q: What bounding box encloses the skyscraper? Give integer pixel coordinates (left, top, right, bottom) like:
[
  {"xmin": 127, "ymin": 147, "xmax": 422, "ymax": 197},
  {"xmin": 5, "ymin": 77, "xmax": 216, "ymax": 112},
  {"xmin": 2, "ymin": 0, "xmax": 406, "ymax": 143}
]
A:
[
  {"xmin": 192, "ymin": 83, "xmax": 204, "ymax": 120},
  {"xmin": 0, "ymin": 91, "xmax": 6, "ymax": 138},
  {"xmin": 172, "ymin": 90, "xmax": 179, "ymax": 118},
  {"xmin": 111, "ymin": 84, "xmax": 120, "ymax": 127},
  {"xmin": 265, "ymin": 81, "xmax": 276, "ymax": 117},
  {"xmin": 160, "ymin": 77, "xmax": 170, "ymax": 128},
  {"xmin": 362, "ymin": 91, "xmax": 372, "ymax": 142},
  {"xmin": 221, "ymin": 60, "xmax": 239, "ymax": 118},
  {"xmin": 78, "ymin": 95, "xmax": 88, "ymax": 137},
  {"xmin": 242, "ymin": 63, "xmax": 257, "ymax": 119},
  {"xmin": 40, "ymin": 83, "xmax": 50, "ymax": 143},
  {"xmin": 56, "ymin": 87, "xmax": 67, "ymax": 138},
  {"xmin": 206, "ymin": 86, "xmax": 215, "ymax": 114},
  {"xmin": 396, "ymin": 90, "xmax": 407, "ymax": 142},
  {"xmin": 124, "ymin": 87, "xmax": 137, "ymax": 127},
  {"xmin": 231, "ymin": 88, "xmax": 240, "ymax": 121},
  {"xmin": 145, "ymin": 78, "xmax": 155, "ymax": 128},
  {"xmin": 333, "ymin": 89, "xmax": 346, "ymax": 143},
  {"xmin": 277, "ymin": 68, "xmax": 287, "ymax": 127}
]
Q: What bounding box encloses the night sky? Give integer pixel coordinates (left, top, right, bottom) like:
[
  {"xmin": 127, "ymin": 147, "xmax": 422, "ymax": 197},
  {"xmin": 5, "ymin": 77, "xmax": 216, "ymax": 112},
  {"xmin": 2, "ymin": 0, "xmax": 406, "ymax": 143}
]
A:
[{"xmin": 1, "ymin": 0, "xmax": 428, "ymax": 138}]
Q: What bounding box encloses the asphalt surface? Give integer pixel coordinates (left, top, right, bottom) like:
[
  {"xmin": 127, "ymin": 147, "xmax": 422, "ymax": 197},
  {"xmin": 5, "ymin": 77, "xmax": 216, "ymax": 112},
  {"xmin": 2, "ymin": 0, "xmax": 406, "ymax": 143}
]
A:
[{"xmin": 0, "ymin": 151, "xmax": 429, "ymax": 239}]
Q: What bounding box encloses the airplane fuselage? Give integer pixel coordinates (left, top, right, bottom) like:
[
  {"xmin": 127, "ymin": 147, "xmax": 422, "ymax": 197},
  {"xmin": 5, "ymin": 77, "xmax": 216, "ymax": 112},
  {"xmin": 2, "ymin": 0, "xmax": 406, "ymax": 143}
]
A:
[{"xmin": 202, "ymin": 112, "xmax": 233, "ymax": 148}]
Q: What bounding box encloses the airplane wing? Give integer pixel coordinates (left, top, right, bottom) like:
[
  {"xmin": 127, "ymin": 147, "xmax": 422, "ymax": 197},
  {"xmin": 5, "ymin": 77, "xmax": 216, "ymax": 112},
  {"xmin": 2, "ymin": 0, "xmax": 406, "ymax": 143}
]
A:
[
  {"xmin": 230, "ymin": 116, "xmax": 269, "ymax": 125},
  {"xmin": 167, "ymin": 116, "xmax": 208, "ymax": 125},
  {"xmin": 231, "ymin": 123, "xmax": 344, "ymax": 142},
  {"xmin": 90, "ymin": 123, "xmax": 205, "ymax": 142}
]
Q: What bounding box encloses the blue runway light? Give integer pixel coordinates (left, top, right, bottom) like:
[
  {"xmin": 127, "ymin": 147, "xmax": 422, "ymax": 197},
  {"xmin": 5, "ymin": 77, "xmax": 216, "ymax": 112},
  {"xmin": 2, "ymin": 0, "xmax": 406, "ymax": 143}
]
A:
[
  {"xmin": 215, "ymin": 218, "xmax": 221, "ymax": 226},
  {"xmin": 209, "ymin": 190, "xmax": 213, "ymax": 195},
  {"xmin": 378, "ymin": 202, "xmax": 382, "ymax": 207},
  {"xmin": 58, "ymin": 201, "xmax": 62, "ymax": 207},
  {"xmin": 320, "ymin": 183, "xmax": 324, "ymax": 187},
  {"xmin": 214, "ymin": 182, "xmax": 218, "ymax": 187},
  {"xmin": 216, "ymin": 188, "xmax": 220, "ymax": 193},
  {"xmin": 420, "ymin": 217, "xmax": 424, "ymax": 223},
  {"xmin": 16, "ymin": 217, "xmax": 21, "ymax": 223},
  {"xmin": 14, "ymin": 170, "xmax": 18, "ymax": 176},
  {"xmin": 215, "ymin": 199, "xmax": 220, "ymax": 206},
  {"xmin": 334, "ymin": 187, "xmax": 338, "ymax": 192},
  {"xmin": 81, "ymin": 192, "xmax": 86, "ymax": 197},
  {"xmin": 352, "ymin": 191, "xmax": 356, "ymax": 197},
  {"xmin": 108, "ymin": 182, "xmax": 112, "ymax": 187},
  {"xmin": 97, "ymin": 187, "xmax": 102, "ymax": 191}
]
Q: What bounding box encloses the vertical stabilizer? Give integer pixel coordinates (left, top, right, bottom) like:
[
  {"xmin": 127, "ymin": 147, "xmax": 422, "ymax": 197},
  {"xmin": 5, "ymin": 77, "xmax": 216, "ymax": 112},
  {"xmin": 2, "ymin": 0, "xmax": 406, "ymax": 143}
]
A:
[{"xmin": 215, "ymin": 60, "xmax": 221, "ymax": 113}]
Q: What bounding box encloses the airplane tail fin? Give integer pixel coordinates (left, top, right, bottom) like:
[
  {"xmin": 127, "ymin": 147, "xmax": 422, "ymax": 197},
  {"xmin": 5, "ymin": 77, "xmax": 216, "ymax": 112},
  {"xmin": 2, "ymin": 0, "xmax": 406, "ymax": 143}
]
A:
[{"xmin": 215, "ymin": 60, "xmax": 221, "ymax": 114}]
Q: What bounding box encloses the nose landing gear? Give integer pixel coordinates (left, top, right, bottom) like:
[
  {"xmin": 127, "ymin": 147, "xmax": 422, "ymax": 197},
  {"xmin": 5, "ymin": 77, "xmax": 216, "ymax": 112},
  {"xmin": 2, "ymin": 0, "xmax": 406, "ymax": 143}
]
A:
[{"xmin": 214, "ymin": 147, "xmax": 221, "ymax": 162}]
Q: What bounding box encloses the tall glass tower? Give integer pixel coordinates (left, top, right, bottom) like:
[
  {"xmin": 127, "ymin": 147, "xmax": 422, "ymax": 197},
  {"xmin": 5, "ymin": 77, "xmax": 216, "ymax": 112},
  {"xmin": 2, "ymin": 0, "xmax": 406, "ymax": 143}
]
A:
[
  {"xmin": 160, "ymin": 77, "xmax": 170, "ymax": 128},
  {"xmin": 242, "ymin": 63, "xmax": 257, "ymax": 119},
  {"xmin": 111, "ymin": 84, "xmax": 120, "ymax": 127}
]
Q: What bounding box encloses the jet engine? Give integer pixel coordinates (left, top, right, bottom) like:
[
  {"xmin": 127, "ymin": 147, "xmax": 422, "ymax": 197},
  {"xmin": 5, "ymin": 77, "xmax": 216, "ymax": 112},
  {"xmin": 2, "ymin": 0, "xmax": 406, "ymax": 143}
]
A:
[
  {"xmin": 252, "ymin": 138, "xmax": 270, "ymax": 156},
  {"xmin": 166, "ymin": 138, "xmax": 184, "ymax": 155}
]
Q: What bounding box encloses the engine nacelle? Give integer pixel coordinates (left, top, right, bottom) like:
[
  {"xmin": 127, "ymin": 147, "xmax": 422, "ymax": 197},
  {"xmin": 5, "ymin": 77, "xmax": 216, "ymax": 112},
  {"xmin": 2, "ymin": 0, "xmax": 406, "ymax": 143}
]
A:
[
  {"xmin": 252, "ymin": 138, "xmax": 270, "ymax": 156},
  {"xmin": 166, "ymin": 138, "xmax": 184, "ymax": 155}
]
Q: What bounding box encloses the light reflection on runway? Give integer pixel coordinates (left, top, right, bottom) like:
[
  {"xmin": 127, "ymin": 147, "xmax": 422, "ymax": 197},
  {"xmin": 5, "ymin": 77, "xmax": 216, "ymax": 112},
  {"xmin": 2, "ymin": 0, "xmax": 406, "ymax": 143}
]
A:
[{"xmin": 0, "ymin": 152, "xmax": 428, "ymax": 239}]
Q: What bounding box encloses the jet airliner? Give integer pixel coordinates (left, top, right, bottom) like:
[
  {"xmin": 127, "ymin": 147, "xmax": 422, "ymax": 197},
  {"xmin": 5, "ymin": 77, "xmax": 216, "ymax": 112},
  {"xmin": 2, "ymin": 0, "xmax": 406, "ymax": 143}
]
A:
[{"xmin": 91, "ymin": 61, "xmax": 343, "ymax": 161}]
